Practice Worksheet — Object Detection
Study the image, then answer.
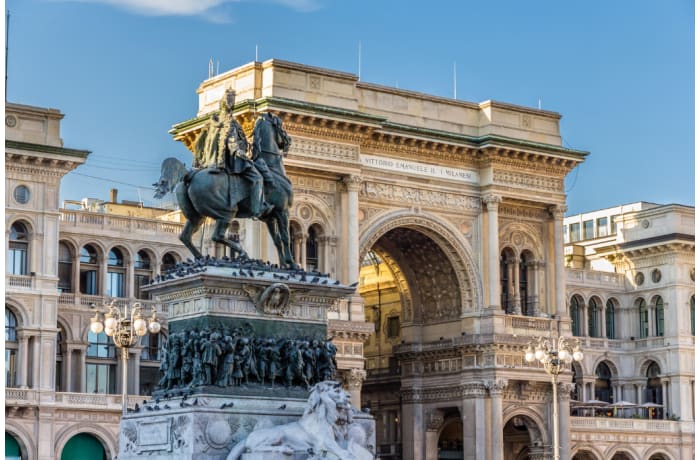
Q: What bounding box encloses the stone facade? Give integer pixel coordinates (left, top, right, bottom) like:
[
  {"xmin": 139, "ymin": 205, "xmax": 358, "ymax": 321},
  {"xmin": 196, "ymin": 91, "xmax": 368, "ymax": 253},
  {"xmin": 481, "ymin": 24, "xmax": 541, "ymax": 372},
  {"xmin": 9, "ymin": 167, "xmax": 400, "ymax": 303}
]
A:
[{"xmin": 5, "ymin": 59, "xmax": 694, "ymax": 460}]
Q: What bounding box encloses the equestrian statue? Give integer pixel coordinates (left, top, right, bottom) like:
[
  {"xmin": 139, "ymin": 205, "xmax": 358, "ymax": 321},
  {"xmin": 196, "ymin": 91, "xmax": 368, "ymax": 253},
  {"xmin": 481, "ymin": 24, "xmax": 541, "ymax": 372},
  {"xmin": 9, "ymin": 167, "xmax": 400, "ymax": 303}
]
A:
[{"xmin": 154, "ymin": 89, "xmax": 298, "ymax": 269}]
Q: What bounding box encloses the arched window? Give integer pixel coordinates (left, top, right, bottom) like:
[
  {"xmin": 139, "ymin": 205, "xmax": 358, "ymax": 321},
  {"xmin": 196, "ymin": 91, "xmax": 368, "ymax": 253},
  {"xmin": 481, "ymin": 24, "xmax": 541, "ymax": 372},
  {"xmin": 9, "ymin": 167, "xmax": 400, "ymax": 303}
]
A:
[
  {"xmin": 8, "ymin": 222, "xmax": 29, "ymax": 275},
  {"xmin": 645, "ymin": 362, "xmax": 663, "ymax": 419},
  {"xmin": 594, "ymin": 362, "xmax": 613, "ymax": 403},
  {"xmin": 570, "ymin": 296, "xmax": 582, "ymax": 337},
  {"xmin": 306, "ymin": 225, "xmax": 320, "ymax": 271},
  {"xmin": 107, "ymin": 248, "xmax": 125, "ymax": 298},
  {"xmin": 519, "ymin": 251, "xmax": 534, "ymax": 316},
  {"xmin": 161, "ymin": 252, "xmax": 177, "ymax": 272},
  {"xmin": 691, "ymin": 296, "xmax": 695, "ymax": 336},
  {"xmin": 134, "ymin": 250, "xmax": 152, "ymax": 300},
  {"xmin": 80, "ymin": 245, "xmax": 99, "ymax": 295},
  {"xmin": 58, "ymin": 242, "xmax": 73, "ymax": 292},
  {"xmin": 588, "ymin": 298, "xmax": 599, "ymax": 337},
  {"xmin": 289, "ymin": 221, "xmax": 303, "ymax": 265},
  {"xmin": 86, "ymin": 331, "xmax": 116, "ymax": 394},
  {"xmin": 500, "ymin": 248, "xmax": 516, "ymax": 313},
  {"xmin": 653, "ymin": 296, "xmax": 664, "ymax": 337},
  {"xmin": 5, "ymin": 308, "xmax": 18, "ymax": 387},
  {"xmin": 56, "ymin": 327, "xmax": 64, "ymax": 391},
  {"xmin": 605, "ymin": 299, "xmax": 616, "ymax": 339},
  {"xmin": 637, "ymin": 298, "xmax": 648, "ymax": 339}
]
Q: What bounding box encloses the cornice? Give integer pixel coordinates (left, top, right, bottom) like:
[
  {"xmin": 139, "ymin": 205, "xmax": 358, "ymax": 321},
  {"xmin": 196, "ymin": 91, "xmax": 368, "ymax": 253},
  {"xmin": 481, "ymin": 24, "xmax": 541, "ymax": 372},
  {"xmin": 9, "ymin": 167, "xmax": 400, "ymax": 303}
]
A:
[{"xmin": 6, "ymin": 140, "xmax": 90, "ymax": 159}]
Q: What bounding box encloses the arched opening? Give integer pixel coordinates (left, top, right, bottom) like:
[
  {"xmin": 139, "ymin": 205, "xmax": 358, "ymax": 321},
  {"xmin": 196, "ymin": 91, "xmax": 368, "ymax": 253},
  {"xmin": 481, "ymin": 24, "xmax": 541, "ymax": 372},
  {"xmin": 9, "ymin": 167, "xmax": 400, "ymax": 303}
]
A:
[
  {"xmin": 572, "ymin": 450, "xmax": 598, "ymax": 460},
  {"xmin": 570, "ymin": 295, "xmax": 583, "ymax": 337},
  {"xmin": 8, "ymin": 221, "xmax": 29, "ymax": 275},
  {"xmin": 500, "ymin": 247, "xmax": 517, "ymax": 314},
  {"xmin": 58, "ymin": 242, "xmax": 74, "ymax": 293},
  {"xmin": 594, "ymin": 362, "xmax": 613, "ymax": 403},
  {"xmin": 519, "ymin": 250, "xmax": 537, "ymax": 316},
  {"xmin": 107, "ymin": 247, "xmax": 126, "ymax": 298},
  {"xmin": 645, "ymin": 362, "xmax": 663, "ymax": 419},
  {"xmin": 605, "ymin": 298, "xmax": 617, "ymax": 339},
  {"xmin": 503, "ymin": 415, "xmax": 542, "ymax": 460},
  {"xmin": 305, "ymin": 224, "xmax": 321, "ymax": 272},
  {"xmin": 80, "ymin": 244, "xmax": 99, "ymax": 295},
  {"xmin": 134, "ymin": 249, "xmax": 153, "ymax": 300},
  {"xmin": 636, "ymin": 298, "xmax": 648, "ymax": 339},
  {"xmin": 611, "ymin": 452, "xmax": 634, "ymax": 460},
  {"xmin": 588, "ymin": 297, "xmax": 601, "ymax": 337},
  {"xmin": 652, "ymin": 296, "xmax": 664, "ymax": 337},
  {"xmin": 60, "ymin": 433, "xmax": 108, "ymax": 460},
  {"xmin": 5, "ymin": 307, "xmax": 19, "ymax": 387},
  {"xmin": 161, "ymin": 252, "xmax": 178, "ymax": 272},
  {"xmin": 5, "ymin": 432, "xmax": 24, "ymax": 460},
  {"xmin": 438, "ymin": 420, "xmax": 463, "ymax": 460}
]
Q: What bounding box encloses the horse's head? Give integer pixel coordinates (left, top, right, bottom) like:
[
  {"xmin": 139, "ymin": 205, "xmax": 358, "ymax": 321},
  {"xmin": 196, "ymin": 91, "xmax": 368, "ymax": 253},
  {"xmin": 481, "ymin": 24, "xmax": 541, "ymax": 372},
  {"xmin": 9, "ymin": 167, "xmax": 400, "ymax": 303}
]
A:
[{"xmin": 263, "ymin": 113, "xmax": 291, "ymax": 155}]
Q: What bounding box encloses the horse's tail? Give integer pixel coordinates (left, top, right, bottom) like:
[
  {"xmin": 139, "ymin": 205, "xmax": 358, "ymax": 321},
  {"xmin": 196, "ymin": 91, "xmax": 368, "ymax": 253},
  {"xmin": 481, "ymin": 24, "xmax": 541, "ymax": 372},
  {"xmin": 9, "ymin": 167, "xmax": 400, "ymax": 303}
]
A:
[{"xmin": 153, "ymin": 157, "xmax": 188, "ymax": 199}]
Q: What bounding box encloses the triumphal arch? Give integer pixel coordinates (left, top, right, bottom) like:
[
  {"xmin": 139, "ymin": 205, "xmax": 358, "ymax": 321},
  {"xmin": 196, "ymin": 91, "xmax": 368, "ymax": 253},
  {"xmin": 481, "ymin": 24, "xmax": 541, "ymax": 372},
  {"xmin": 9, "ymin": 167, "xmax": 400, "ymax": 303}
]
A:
[{"xmin": 171, "ymin": 59, "xmax": 586, "ymax": 460}]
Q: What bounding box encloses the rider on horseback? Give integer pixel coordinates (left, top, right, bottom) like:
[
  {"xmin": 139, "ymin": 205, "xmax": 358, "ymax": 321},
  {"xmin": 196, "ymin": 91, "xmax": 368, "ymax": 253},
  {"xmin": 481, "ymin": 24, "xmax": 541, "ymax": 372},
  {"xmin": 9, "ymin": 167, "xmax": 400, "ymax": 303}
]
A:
[{"xmin": 194, "ymin": 89, "xmax": 273, "ymax": 219}]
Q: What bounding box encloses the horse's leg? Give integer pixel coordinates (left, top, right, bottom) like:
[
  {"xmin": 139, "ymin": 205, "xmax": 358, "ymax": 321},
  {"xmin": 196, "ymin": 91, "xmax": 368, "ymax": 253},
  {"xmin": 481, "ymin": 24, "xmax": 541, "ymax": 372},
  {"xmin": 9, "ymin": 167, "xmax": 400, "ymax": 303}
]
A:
[
  {"xmin": 273, "ymin": 210, "xmax": 299, "ymax": 270},
  {"xmin": 211, "ymin": 218, "xmax": 249, "ymax": 260},
  {"xmin": 179, "ymin": 215, "xmax": 205, "ymax": 259},
  {"xmin": 262, "ymin": 217, "xmax": 286, "ymax": 266}
]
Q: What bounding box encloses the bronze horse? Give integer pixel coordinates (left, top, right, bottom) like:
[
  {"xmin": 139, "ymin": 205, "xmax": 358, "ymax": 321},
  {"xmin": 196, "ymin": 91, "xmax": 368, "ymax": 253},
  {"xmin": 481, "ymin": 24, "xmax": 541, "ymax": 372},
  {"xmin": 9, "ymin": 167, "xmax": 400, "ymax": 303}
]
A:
[{"xmin": 154, "ymin": 113, "xmax": 298, "ymax": 269}]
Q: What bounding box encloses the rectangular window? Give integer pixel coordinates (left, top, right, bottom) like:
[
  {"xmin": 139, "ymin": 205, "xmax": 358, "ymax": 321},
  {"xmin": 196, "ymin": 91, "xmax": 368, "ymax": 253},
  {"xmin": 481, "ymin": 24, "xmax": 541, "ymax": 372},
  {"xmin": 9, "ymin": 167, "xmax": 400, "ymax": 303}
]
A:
[
  {"xmin": 58, "ymin": 262, "xmax": 72, "ymax": 292},
  {"xmin": 570, "ymin": 223, "xmax": 581, "ymax": 242},
  {"xmin": 583, "ymin": 220, "xmax": 594, "ymax": 240},
  {"xmin": 611, "ymin": 215, "xmax": 619, "ymax": 234},
  {"xmin": 597, "ymin": 217, "xmax": 609, "ymax": 237},
  {"xmin": 7, "ymin": 247, "xmax": 27, "ymax": 275},
  {"xmin": 135, "ymin": 274, "xmax": 151, "ymax": 300},
  {"xmin": 563, "ymin": 225, "xmax": 570, "ymax": 244},
  {"xmin": 5, "ymin": 350, "xmax": 16, "ymax": 387},
  {"xmin": 86, "ymin": 363, "xmax": 116, "ymax": 394},
  {"xmin": 640, "ymin": 309, "xmax": 649, "ymax": 339},
  {"xmin": 386, "ymin": 316, "xmax": 400, "ymax": 338},
  {"xmin": 139, "ymin": 366, "xmax": 160, "ymax": 396},
  {"xmin": 107, "ymin": 272, "xmax": 125, "ymax": 298},
  {"xmin": 80, "ymin": 270, "xmax": 97, "ymax": 295}
]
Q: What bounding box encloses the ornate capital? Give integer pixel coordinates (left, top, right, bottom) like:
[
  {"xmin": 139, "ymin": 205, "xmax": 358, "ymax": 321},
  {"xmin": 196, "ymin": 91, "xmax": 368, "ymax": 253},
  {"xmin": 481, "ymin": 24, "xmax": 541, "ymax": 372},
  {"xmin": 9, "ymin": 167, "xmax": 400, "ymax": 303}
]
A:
[
  {"xmin": 342, "ymin": 175, "xmax": 363, "ymax": 192},
  {"xmin": 345, "ymin": 368, "xmax": 367, "ymax": 389},
  {"xmin": 425, "ymin": 409, "xmax": 444, "ymax": 431},
  {"xmin": 558, "ymin": 382, "xmax": 577, "ymax": 400},
  {"xmin": 481, "ymin": 193, "xmax": 502, "ymax": 211},
  {"xmin": 548, "ymin": 204, "xmax": 567, "ymax": 219},
  {"xmin": 485, "ymin": 379, "xmax": 509, "ymax": 396}
]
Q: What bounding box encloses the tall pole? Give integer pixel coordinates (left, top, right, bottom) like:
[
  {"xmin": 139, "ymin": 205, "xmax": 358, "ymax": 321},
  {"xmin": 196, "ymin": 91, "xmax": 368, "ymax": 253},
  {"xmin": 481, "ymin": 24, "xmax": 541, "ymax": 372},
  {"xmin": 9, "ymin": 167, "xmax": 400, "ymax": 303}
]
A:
[
  {"xmin": 5, "ymin": 10, "xmax": 10, "ymax": 100},
  {"xmin": 121, "ymin": 347, "xmax": 129, "ymax": 415},
  {"xmin": 551, "ymin": 373, "xmax": 559, "ymax": 460}
]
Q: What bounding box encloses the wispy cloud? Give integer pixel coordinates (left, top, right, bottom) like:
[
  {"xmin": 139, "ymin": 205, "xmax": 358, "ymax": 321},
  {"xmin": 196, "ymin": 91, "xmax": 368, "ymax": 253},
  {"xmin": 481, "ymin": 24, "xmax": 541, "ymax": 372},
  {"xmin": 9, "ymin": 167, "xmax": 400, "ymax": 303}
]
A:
[{"xmin": 64, "ymin": 0, "xmax": 322, "ymax": 19}]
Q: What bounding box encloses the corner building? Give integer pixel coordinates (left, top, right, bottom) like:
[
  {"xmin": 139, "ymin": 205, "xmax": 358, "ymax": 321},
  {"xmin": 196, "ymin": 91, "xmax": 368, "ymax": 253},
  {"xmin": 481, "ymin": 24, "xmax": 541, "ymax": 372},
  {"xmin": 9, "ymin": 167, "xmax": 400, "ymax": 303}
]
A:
[{"xmin": 5, "ymin": 60, "xmax": 694, "ymax": 460}]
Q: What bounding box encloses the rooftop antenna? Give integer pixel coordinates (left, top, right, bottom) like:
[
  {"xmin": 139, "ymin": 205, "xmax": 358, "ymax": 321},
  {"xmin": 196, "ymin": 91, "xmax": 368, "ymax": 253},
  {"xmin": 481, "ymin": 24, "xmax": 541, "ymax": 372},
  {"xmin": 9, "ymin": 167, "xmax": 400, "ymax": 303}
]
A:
[
  {"xmin": 358, "ymin": 40, "xmax": 362, "ymax": 81},
  {"xmin": 538, "ymin": 98, "xmax": 542, "ymax": 110},
  {"xmin": 208, "ymin": 58, "xmax": 214, "ymax": 79},
  {"xmin": 216, "ymin": 60, "xmax": 220, "ymax": 75},
  {"xmin": 255, "ymin": 44, "xmax": 259, "ymax": 62},
  {"xmin": 5, "ymin": 10, "xmax": 10, "ymax": 100},
  {"xmin": 453, "ymin": 62, "xmax": 457, "ymax": 100}
]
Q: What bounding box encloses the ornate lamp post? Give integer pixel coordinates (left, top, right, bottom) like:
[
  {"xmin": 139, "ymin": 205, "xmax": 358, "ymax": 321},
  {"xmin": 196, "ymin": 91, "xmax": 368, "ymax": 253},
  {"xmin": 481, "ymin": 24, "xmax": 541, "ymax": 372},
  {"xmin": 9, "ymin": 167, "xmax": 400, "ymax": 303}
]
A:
[
  {"xmin": 524, "ymin": 336, "xmax": 583, "ymax": 460},
  {"xmin": 89, "ymin": 301, "xmax": 161, "ymax": 415}
]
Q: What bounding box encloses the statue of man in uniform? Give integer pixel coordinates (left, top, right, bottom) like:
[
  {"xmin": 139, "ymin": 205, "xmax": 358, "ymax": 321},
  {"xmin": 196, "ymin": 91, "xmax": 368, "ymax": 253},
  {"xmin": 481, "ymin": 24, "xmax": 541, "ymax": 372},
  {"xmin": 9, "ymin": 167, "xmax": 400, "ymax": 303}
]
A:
[{"xmin": 193, "ymin": 89, "xmax": 273, "ymax": 219}]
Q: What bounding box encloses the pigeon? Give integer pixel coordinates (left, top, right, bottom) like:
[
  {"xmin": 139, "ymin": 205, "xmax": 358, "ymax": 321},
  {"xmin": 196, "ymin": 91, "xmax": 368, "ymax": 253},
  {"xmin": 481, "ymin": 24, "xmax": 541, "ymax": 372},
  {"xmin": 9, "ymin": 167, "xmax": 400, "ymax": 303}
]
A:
[
  {"xmin": 134, "ymin": 403, "xmax": 140, "ymax": 413},
  {"xmin": 145, "ymin": 405, "xmax": 153, "ymax": 411},
  {"xmin": 155, "ymin": 396, "xmax": 161, "ymax": 404},
  {"xmin": 321, "ymin": 280, "xmax": 328, "ymax": 285},
  {"xmin": 278, "ymin": 404, "xmax": 286, "ymax": 410},
  {"xmin": 153, "ymin": 405, "xmax": 160, "ymax": 411},
  {"xmin": 192, "ymin": 398, "xmax": 199, "ymax": 406},
  {"xmin": 164, "ymin": 404, "xmax": 171, "ymax": 410},
  {"xmin": 220, "ymin": 402, "xmax": 234, "ymax": 409},
  {"xmin": 179, "ymin": 400, "xmax": 190, "ymax": 408},
  {"xmin": 310, "ymin": 276, "xmax": 319, "ymax": 283},
  {"xmin": 257, "ymin": 271, "xmax": 265, "ymax": 276},
  {"xmin": 333, "ymin": 280, "xmax": 340, "ymax": 285},
  {"xmin": 248, "ymin": 270, "xmax": 255, "ymax": 277},
  {"xmin": 348, "ymin": 281, "xmax": 359, "ymax": 288}
]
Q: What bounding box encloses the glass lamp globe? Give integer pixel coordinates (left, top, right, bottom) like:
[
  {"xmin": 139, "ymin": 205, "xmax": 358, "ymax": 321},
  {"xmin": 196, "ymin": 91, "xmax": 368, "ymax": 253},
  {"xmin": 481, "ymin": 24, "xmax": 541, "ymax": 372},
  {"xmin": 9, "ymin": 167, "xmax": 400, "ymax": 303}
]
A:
[
  {"xmin": 573, "ymin": 349, "xmax": 584, "ymax": 361},
  {"xmin": 104, "ymin": 327, "xmax": 115, "ymax": 337},
  {"xmin": 148, "ymin": 320, "xmax": 161, "ymax": 334},
  {"xmin": 534, "ymin": 348, "xmax": 545, "ymax": 361},
  {"xmin": 134, "ymin": 318, "xmax": 148, "ymax": 336},
  {"xmin": 558, "ymin": 349, "xmax": 569, "ymax": 361},
  {"xmin": 89, "ymin": 318, "xmax": 104, "ymax": 334},
  {"xmin": 104, "ymin": 315, "xmax": 118, "ymax": 331}
]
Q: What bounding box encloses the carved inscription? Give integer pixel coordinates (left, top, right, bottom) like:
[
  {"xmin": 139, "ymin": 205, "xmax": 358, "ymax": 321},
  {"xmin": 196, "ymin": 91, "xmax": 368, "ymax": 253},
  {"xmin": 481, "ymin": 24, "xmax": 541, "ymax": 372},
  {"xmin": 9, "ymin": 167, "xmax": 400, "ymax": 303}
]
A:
[
  {"xmin": 361, "ymin": 181, "xmax": 480, "ymax": 211},
  {"xmin": 288, "ymin": 136, "xmax": 359, "ymax": 163}
]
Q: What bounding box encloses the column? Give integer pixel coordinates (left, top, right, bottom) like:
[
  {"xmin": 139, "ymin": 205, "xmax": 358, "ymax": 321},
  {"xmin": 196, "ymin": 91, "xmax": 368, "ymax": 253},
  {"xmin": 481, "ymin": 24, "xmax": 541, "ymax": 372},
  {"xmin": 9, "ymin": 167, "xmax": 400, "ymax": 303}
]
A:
[
  {"xmin": 99, "ymin": 254, "xmax": 108, "ymax": 296},
  {"xmin": 342, "ymin": 175, "xmax": 363, "ymax": 285},
  {"xmin": 512, "ymin": 259, "xmax": 522, "ymax": 315},
  {"xmin": 64, "ymin": 345, "xmax": 75, "ymax": 392},
  {"xmin": 462, "ymin": 384, "xmax": 488, "ymax": 460},
  {"xmin": 527, "ymin": 261, "xmax": 541, "ymax": 316},
  {"xmin": 636, "ymin": 384, "xmax": 643, "ymax": 404},
  {"xmin": 558, "ymin": 382, "xmax": 575, "ymax": 460},
  {"xmin": 487, "ymin": 379, "xmax": 507, "ymax": 460},
  {"xmin": 126, "ymin": 258, "xmax": 135, "ymax": 299},
  {"xmin": 401, "ymin": 397, "xmax": 424, "ymax": 460},
  {"xmin": 425, "ymin": 410, "xmax": 444, "ymax": 460},
  {"xmin": 662, "ymin": 379, "xmax": 670, "ymax": 419},
  {"xmin": 17, "ymin": 332, "xmax": 29, "ymax": 388},
  {"xmin": 79, "ymin": 350, "xmax": 87, "ymax": 393},
  {"xmin": 72, "ymin": 252, "xmax": 81, "ymax": 294},
  {"xmin": 482, "ymin": 194, "xmax": 502, "ymax": 309},
  {"xmin": 549, "ymin": 205, "xmax": 567, "ymax": 316},
  {"xmin": 344, "ymin": 368, "xmax": 366, "ymax": 409}
]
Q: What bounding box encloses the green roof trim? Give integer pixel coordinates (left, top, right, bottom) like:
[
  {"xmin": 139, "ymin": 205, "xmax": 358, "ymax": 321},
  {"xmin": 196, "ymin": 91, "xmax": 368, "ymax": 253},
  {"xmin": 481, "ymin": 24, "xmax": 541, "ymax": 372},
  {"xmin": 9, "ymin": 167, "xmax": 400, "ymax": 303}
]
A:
[{"xmin": 6, "ymin": 140, "xmax": 91, "ymax": 159}]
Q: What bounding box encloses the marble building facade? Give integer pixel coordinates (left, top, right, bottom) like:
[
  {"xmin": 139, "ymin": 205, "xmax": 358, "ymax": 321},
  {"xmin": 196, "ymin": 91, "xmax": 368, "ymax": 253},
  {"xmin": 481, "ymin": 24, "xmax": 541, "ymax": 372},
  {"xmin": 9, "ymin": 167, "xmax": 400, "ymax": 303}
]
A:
[{"xmin": 5, "ymin": 60, "xmax": 694, "ymax": 459}]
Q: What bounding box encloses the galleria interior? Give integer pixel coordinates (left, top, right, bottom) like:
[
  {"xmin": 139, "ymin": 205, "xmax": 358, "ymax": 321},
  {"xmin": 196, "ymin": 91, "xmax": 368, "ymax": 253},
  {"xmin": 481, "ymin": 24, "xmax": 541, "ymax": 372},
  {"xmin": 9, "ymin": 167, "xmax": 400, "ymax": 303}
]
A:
[{"xmin": 5, "ymin": 60, "xmax": 694, "ymax": 459}]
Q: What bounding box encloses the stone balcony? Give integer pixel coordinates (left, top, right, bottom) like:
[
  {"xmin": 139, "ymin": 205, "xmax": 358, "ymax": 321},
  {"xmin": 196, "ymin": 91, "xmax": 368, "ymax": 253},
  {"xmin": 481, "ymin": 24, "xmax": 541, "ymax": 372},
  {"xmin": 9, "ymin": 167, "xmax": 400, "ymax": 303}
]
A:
[
  {"xmin": 6, "ymin": 388, "xmax": 143, "ymax": 411},
  {"xmin": 59, "ymin": 209, "xmax": 184, "ymax": 239},
  {"xmin": 571, "ymin": 416, "xmax": 693, "ymax": 435},
  {"xmin": 58, "ymin": 293, "xmax": 169, "ymax": 316},
  {"xmin": 566, "ymin": 268, "xmax": 626, "ymax": 289}
]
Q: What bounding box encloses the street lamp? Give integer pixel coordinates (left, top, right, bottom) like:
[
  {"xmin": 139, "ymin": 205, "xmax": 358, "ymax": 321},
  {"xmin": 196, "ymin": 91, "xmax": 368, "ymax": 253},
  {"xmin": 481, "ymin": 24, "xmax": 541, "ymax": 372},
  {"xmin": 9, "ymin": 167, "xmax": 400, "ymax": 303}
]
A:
[
  {"xmin": 524, "ymin": 336, "xmax": 583, "ymax": 460},
  {"xmin": 89, "ymin": 301, "xmax": 161, "ymax": 415}
]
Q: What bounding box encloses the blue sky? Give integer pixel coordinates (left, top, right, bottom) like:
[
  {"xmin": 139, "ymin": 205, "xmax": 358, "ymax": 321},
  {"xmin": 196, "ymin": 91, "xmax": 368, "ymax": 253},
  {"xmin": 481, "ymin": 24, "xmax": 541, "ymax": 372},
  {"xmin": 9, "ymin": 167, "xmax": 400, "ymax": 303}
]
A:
[{"xmin": 6, "ymin": 0, "xmax": 694, "ymax": 215}]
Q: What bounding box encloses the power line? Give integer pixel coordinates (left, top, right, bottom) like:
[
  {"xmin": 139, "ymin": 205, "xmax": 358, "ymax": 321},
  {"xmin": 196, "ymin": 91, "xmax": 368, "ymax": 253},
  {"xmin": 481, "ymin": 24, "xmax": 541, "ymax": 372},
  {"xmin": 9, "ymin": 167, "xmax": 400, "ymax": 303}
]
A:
[{"xmin": 68, "ymin": 171, "xmax": 153, "ymax": 189}]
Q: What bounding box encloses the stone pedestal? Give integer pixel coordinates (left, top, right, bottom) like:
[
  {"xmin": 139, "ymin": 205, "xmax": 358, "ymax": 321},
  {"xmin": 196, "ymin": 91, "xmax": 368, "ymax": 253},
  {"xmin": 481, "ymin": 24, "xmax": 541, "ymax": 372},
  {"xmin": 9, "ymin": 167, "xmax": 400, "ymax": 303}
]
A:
[{"xmin": 118, "ymin": 258, "xmax": 374, "ymax": 459}]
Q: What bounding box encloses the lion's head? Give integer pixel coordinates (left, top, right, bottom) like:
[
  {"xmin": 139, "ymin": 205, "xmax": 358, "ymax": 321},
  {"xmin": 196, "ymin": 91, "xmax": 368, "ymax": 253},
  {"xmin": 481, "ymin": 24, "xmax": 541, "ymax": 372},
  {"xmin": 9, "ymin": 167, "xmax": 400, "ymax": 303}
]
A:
[{"xmin": 304, "ymin": 381, "xmax": 353, "ymax": 440}]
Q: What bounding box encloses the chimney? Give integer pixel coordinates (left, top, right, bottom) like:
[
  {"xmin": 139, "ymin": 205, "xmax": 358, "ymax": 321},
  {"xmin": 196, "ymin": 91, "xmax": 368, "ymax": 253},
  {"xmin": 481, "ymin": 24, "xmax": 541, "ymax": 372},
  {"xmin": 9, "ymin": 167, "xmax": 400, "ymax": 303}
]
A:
[{"xmin": 110, "ymin": 188, "xmax": 118, "ymax": 203}]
